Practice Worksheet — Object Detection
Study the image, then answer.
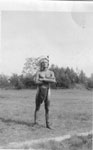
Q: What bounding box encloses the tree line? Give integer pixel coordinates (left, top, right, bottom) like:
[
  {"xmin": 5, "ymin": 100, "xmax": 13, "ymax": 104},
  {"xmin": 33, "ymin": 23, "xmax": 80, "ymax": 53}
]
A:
[{"xmin": 0, "ymin": 65, "xmax": 93, "ymax": 90}]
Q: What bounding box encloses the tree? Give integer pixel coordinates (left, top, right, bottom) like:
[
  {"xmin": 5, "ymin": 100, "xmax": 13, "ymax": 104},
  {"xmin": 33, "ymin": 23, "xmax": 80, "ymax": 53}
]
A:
[
  {"xmin": 79, "ymin": 70, "xmax": 87, "ymax": 84},
  {"xmin": 50, "ymin": 65, "xmax": 72, "ymax": 88},
  {"xmin": 86, "ymin": 73, "xmax": 93, "ymax": 89},
  {"xmin": 22, "ymin": 56, "xmax": 47, "ymax": 88},
  {"xmin": 22, "ymin": 57, "xmax": 43, "ymax": 77},
  {"xmin": 90, "ymin": 73, "xmax": 93, "ymax": 80}
]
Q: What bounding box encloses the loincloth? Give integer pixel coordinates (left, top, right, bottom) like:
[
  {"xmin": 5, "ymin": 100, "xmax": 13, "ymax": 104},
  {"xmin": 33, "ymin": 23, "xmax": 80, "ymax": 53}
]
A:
[{"xmin": 36, "ymin": 86, "xmax": 50, "ymax": 104}]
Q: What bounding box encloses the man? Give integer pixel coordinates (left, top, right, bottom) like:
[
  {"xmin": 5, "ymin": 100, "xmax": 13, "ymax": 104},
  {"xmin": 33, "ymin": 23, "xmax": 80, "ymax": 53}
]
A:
[{"xmin": 34, "ymin": 56, "xmax": 56, "ymax": 129}]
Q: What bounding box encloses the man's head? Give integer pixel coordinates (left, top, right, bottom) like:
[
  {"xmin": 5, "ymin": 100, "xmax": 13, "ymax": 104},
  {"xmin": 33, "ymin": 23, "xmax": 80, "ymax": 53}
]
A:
[{"xmin": 39, "ymin": 56, "xmax": 49, "ymax": 71}]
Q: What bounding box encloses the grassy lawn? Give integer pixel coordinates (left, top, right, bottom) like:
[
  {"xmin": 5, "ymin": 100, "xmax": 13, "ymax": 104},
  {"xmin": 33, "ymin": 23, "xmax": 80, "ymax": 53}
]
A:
[{"xmin": 0, "ymin": 89, "xmax": 92, "ymax": 147}]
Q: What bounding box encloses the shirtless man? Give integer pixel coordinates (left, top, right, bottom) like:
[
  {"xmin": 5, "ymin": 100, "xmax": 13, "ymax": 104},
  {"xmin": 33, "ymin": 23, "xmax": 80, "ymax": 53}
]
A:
[{"xmin": 34, "ymin": 56, "xmax": 56, "ymax": 129}]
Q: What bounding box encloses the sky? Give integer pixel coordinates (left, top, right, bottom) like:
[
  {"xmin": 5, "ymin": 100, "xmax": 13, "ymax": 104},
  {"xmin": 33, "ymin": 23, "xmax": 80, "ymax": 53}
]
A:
[{"xmin": 0, "ymin": 1, "xmax": 93, "ymax": 77}]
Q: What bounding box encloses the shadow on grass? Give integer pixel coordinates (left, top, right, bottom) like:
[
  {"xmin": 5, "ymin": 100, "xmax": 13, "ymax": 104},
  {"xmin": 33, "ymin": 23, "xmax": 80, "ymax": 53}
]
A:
[{"xmin": 0, "ymin": 117, "xmax": 36, "ymax": 127}]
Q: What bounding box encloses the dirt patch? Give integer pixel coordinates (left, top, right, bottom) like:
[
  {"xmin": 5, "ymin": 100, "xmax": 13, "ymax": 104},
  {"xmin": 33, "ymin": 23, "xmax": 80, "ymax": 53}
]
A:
[
  {"xmin": 32, "ymin": 132, "xmax": 92, "ymax": 150},
  {"xmin": 1, "ymin": 131, "xmax": 92, "ymax": 149}
]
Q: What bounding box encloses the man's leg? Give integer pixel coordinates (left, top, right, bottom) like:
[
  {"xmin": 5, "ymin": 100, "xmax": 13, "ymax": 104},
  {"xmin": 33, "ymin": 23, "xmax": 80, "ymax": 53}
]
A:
[
  {"xmin": 34, "ymin": 105, "xmax": 40, "ymax": 124},
  {"xmin": 45, "ymin": 98, "xmax": 50, "ymax": 128},
  {"xmin": 34, "ymin": 96, "xmax": 40, "ymax": 124}
]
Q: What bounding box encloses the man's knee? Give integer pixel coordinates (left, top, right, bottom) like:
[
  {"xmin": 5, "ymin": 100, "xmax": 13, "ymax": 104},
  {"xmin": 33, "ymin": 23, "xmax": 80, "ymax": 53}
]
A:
[
  {"xmin": 45, "ymin": 100, "xmax": 50, "ymax": 113},
  {"xmin": 35, "ymin": 102, "xmax": 41, "ymax": 112}
]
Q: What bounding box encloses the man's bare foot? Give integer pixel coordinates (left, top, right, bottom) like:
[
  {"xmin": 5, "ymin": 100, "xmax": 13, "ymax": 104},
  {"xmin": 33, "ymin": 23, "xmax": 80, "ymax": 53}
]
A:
[
  {"xmin": 46, "ymin": 124, "xmax": 52, "ymax": 129},
  {"xmin": 32, "ymin": 122, "xmax": 39, "ymax": 126}
]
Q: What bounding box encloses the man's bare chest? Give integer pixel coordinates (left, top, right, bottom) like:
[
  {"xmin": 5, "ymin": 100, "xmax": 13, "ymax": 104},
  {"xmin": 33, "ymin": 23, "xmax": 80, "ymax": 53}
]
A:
[{"xmin": 39, "ymin": 71, "xmax": 52, "ymax": 79}]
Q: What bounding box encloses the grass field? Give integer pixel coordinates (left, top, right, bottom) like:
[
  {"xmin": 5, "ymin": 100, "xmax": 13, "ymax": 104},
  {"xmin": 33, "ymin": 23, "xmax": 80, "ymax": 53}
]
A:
[{"xmin": 0, "ymin": 88, "xmax": 92, "ymax": 148}]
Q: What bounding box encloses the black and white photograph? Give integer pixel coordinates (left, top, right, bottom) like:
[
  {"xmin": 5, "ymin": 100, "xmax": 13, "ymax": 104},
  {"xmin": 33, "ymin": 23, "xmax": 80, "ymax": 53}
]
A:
[{"xmin": 0, "ymin": 0, "xmax": 93, "ymax": 149}]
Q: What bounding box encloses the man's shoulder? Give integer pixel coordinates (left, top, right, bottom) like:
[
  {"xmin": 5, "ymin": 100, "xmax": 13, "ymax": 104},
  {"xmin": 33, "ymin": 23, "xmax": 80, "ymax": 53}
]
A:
[
  {"xmin": 36, "ymin": 70, "xmax": 41, "ymax": 74},
  {"xmin": 48, "ymin": 70, "xmax": 54, "ymax": 74},
  {"xmin": 35, "ymin": 71, "xmax": 41, "ymax": 77}
]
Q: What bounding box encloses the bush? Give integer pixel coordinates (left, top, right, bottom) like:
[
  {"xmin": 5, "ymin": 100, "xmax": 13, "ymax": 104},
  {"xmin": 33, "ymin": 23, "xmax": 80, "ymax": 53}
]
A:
[
  {"xmin": 0, "ymin": 74, "xmax": 10, "ymax": 88},
  {"xmin": 86, "ymin": 79, "xmax": 93, "ymax": 89},
  {"xmin": 9, "ymin": 74, "xmax": 24, "ymax": 89},
  {"xmin": 22, "ymin": 76, "xmax": 36, "ymax": 89}
]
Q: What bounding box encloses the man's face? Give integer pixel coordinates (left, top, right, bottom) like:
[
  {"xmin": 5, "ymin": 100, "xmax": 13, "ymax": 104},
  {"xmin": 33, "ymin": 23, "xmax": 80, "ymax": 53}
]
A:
[{"xmin": 41, "ymin": 61, "xmax": 49, "ymax": 70}]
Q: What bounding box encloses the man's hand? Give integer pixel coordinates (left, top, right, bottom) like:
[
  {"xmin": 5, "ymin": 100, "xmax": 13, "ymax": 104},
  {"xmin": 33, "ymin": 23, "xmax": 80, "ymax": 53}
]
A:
[{"xmin": 39, "ymin": 77, "xmax": 56, "ymax": 83}]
